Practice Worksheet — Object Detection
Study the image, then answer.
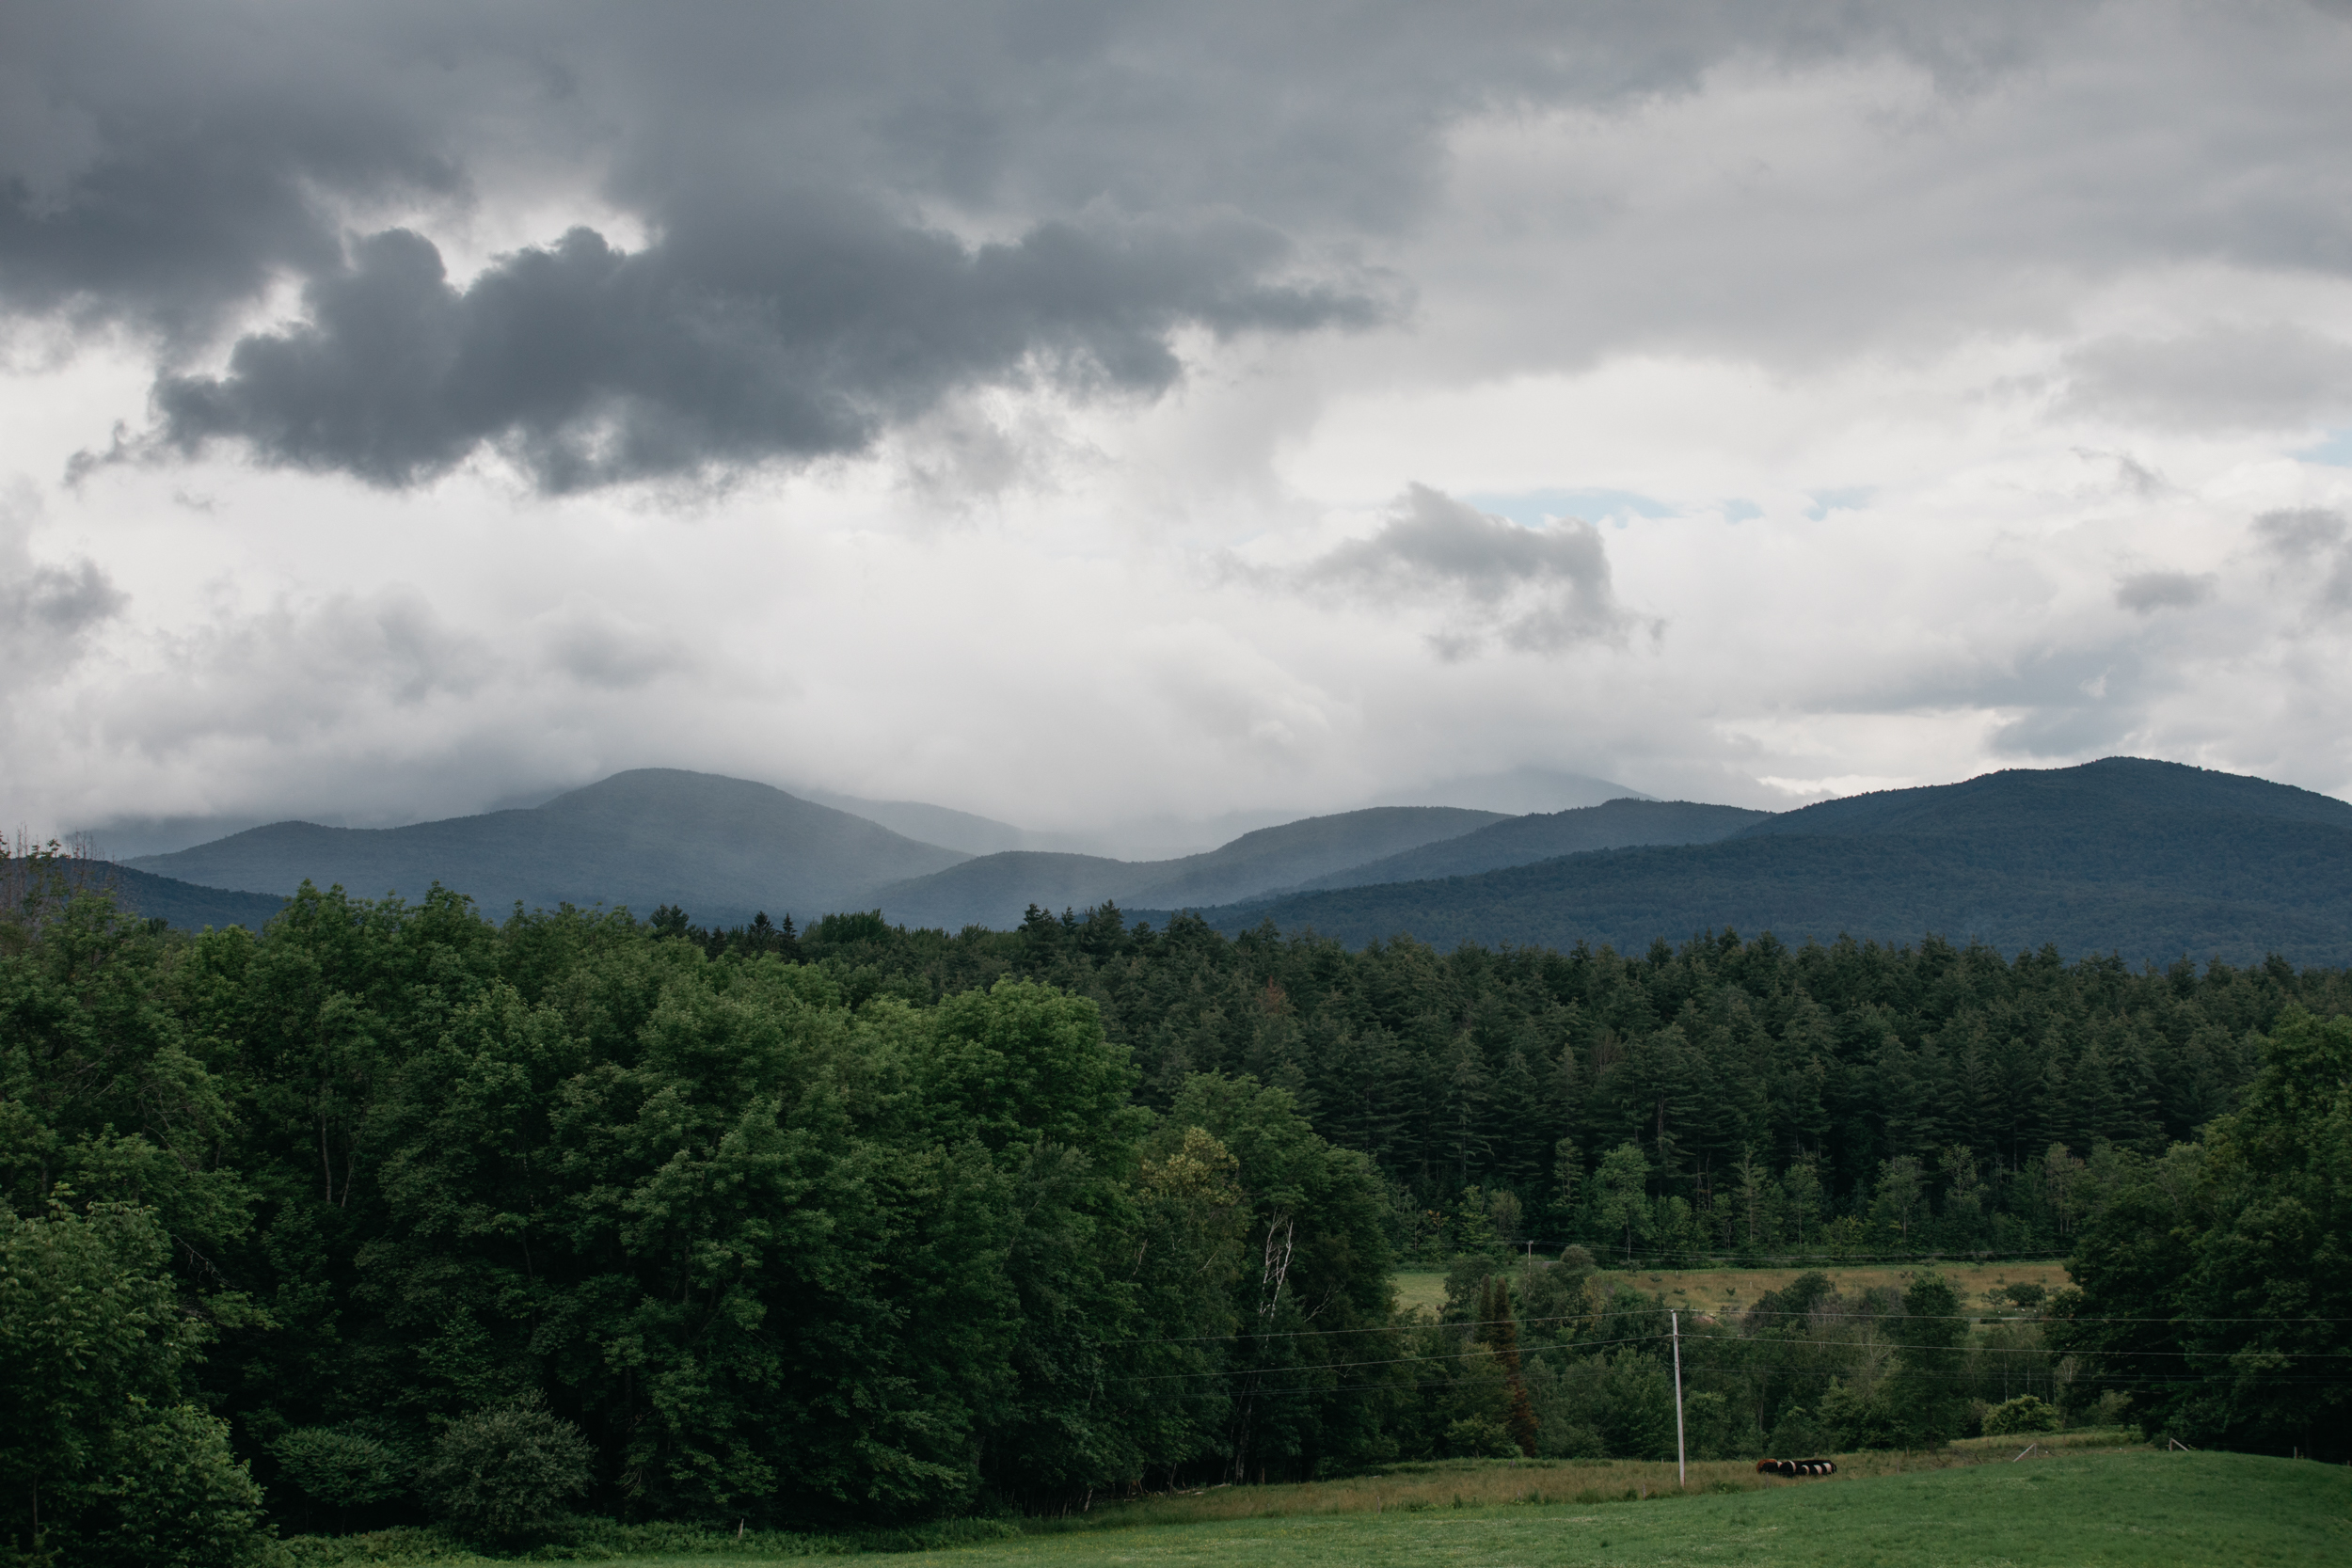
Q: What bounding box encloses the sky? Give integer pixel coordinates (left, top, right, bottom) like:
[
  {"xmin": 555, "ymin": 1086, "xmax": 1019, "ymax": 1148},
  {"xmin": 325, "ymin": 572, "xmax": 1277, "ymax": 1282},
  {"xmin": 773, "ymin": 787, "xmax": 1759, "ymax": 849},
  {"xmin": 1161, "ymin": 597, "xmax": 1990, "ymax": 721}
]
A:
[{"xmin": 7, "ymin": 0, "xmax": 2352, "ymax": 849}]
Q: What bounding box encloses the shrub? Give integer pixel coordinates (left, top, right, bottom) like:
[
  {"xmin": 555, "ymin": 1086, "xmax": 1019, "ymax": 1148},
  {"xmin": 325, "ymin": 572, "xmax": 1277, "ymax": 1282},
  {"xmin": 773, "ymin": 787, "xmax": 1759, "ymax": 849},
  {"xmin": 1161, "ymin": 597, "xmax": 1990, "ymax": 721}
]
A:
[
  {"xmin": 416, "ymin": 1395, "xmax": 592, "ymax": 1544},
  {"xmin": 273, "ymin": 1426, "xmax": 412, "ymax": 1508},
  {"xmin": 1818, "ymin": 1379, "xmax": 1897, "ymax": 1449},
  {"xmin": 1765, "ymin": 1405, "xmax": 1833, "ymax": 1460},
  {"xmin": 1982, "ymin": 1394, "xmax": 2061, "ymax": 1435},
  {"xmin": 79, "ymin": 1398, "xmax": 270, "ymax": 1568},
  {"xmin": 1443, "ymin": 1417, "xmax": 1520, "ymax": 1459}
]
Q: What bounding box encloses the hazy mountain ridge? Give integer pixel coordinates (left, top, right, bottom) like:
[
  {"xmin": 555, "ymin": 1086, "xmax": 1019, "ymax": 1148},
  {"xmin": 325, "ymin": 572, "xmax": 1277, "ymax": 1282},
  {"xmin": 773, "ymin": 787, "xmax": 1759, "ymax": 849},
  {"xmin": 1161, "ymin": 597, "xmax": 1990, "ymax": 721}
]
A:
[
  {"xmin": 1157, "ymin": 758, "xmax": 2352, "ymax": 966},
  {"xmin": 129, "ymin": 768, "xmax": 969, "ymax": 927},
  {"xmin": 1287, "ymin": 798, "xmax": 1772, "ymax": 893},
  {"xmin": 871, "ymin": 806, "xmax": 1510, "ymax": 930}
]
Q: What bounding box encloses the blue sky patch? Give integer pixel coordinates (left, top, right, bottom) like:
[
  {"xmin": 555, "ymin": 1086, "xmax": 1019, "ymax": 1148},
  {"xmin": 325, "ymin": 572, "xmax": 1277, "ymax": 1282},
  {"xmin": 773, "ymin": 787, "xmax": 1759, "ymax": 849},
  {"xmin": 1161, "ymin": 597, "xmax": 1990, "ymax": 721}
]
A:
[
  {"xmin": 2296, "ymin": 430, "xmax": 2352, "ymax": 467},
  {"xmin": 1806, "ymin": 486, "xmax": 1875, "ymax": 519}
]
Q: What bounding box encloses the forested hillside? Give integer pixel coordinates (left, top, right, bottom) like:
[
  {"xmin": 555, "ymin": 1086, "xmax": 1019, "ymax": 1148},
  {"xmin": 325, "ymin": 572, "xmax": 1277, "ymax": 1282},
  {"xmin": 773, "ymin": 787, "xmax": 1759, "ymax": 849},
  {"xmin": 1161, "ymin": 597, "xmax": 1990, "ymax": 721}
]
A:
[
  {"xmin": 4, "ymin": 852, "xmax": 287, "ymax": 929},
  {"xmin": 7, "ymin": 861, "xmax": 2344, "ymax": 1559},
  {"xmin": 1184, "ymin": 759, "xmax": 2352, "ymax": 967}
]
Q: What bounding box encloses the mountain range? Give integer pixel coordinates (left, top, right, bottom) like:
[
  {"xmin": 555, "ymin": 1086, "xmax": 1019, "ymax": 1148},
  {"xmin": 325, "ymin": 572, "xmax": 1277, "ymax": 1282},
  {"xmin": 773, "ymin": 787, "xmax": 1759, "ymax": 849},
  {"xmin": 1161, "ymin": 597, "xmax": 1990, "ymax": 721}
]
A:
[
  {"xmin": 1152, "ymin": 757, "xmax": 2352, "ymax": 967},
  {"xmin": 115, "ymin": 768, "xmax": 1662, "ymax": 931},
  {"xmin": 129, "ymin": 770, "xmax": 969, "ymax": 927},
  {"xmin": 87, "ymin": 756, "xmax": 2352, "ymax": 967},
  {"xmin": 870, "ymin": 806, "xmax": 1510, "ymax": 930}
]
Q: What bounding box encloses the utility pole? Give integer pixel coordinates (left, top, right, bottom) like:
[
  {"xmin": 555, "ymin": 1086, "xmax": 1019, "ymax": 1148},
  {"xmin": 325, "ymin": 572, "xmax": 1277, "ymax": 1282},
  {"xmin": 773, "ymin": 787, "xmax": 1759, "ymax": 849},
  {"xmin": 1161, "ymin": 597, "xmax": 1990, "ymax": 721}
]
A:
[{"xmin": 1671, "ymin": 1309, "xmax": 1687, "ymax": 1488}]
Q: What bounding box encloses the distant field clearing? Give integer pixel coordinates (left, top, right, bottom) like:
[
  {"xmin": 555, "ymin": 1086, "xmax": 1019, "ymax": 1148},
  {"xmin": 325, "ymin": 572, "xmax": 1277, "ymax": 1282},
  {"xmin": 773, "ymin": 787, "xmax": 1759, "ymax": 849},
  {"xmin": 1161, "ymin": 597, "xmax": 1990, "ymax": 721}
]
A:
[{"xmin": 1392, "ymin": 1259, "xmax": 2073, "ymax": 1319}]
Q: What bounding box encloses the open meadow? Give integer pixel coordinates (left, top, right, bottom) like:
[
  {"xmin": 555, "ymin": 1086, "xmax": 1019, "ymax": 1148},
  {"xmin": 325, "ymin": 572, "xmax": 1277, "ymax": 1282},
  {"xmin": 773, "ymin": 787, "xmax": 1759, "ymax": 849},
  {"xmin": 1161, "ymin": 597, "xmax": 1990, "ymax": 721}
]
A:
[
  {"xmin": 296, "ymin": 1440, "xmax": 2348, "ymax": 1566},
  {"xmin": 1392, "ymin": 1259, "xmax": 2074, "ymax": 1320}
]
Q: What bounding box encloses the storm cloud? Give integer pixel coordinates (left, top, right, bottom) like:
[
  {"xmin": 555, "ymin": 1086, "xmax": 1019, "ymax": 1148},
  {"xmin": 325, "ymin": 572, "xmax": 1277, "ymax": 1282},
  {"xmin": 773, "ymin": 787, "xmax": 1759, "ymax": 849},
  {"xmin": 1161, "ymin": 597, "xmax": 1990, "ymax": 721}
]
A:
[
  {"xmin": 143, "ymin": 214, "xmax": 1371, "ymax": 490},
  {"xmin": 5, "ymin": 0, "xmax": 2123, "ymax": 491}
]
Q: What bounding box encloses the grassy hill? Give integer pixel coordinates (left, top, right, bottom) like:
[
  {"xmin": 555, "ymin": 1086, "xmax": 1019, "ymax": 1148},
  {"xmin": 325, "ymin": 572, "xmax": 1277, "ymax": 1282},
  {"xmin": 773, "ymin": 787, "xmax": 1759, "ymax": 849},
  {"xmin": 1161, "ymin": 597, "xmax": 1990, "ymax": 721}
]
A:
[
  {"xmin": 1290, "ymin": 798, "xmax": 1771, "ymax": 892},
  {"xmin": 1168, "ymin": 758, "xmax": 2352, "ymax": 967},
  {"xmin": 128, "ymin": 768, "xmax": 970, "ymax": 927},
  {"xmin": 875, "ymin": 806, "xmax": 1506, "ymax": 930}
]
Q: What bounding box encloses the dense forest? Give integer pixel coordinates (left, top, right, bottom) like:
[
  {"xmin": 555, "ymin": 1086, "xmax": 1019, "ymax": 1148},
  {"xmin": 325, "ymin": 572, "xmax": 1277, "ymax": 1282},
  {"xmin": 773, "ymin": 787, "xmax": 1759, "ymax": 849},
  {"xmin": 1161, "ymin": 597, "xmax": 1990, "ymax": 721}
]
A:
[
  {"xmin": 695, "ymin": 898, "xmax": 2344, "ymax": 1261},
  {"xmin": 5, "ymin": 863, "xmax": 2345, "ymax": 1562}
]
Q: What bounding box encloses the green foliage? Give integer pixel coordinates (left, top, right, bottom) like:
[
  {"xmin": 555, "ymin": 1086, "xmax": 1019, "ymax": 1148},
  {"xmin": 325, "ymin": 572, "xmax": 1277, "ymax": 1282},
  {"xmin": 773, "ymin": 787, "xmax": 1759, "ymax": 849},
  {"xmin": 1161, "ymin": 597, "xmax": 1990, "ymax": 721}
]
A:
[
  {"xmin": 0, "ymin": 1199, "xmax": 266, "ymax": 1565},
  {"xmin": 271, "ymin": 1424, "xmax": 413, "ymax": 1513},
  {"xmin": 417, "ymin": 1396, "xmax": 593, "ymax": 1544},
  {"xmin": 1592, "ymin": 1145, "xmax": 1652, "ymax": 1261},
  {"xmin": 1981, "ymin": 1395, "xmax": 2060, "ymax": 1435},
  {"xmin": 2054, "ymin": 1007, "xmax": 2352, "ymax": 1458},
  {"xmin": 5, "ymin": 878, "xmax": 2348, "ymax": 1544},
  {"xmin": 1883, "ymin": 1274, "xmax": 1968, "ymax": 1446},
  {"xmin": 1439, "ymin": 1417, "xmax": 1517, "ymax": 1459},
  {"xmin": 1816, "ymin": 1377, "xmax": 1897, "ymax": 1450},
  {"xmin": 72, "ymin": 1398, "xmax": 270, "ymax": 1568}
]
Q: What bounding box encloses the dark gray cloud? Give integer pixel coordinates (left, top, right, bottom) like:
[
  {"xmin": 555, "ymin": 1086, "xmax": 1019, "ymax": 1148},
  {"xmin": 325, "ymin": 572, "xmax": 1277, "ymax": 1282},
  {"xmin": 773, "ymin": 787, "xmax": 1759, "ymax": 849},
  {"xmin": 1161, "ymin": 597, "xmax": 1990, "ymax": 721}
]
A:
[
  {"xmin": 0, "ymin": 492, "xmax": 127, "ymax": 677},
  {"xmin": 2115, "ymin": 570, "xmax": 2215, "ymax": 612},
  {"xmin": 6, "ymin": 0, "xmax": 2103, "ymax": 490},
  {"xmin": 141, "ymin": 214, "xmax": 1370, "ymax": 490},
  {"xmin": 0, "ymin": 6, "xmax": 466, "ymax": 342},
  {"xmin": 1298, "ymin": 484, "xmax": 1645, "ymax": 657},
  {"xmin": 5, "ymin": 558, "xmax": 124, "ymax": 640},
  {"xmin": 0, "ymin": 557, "xmax": 125, "ymax": 689}
]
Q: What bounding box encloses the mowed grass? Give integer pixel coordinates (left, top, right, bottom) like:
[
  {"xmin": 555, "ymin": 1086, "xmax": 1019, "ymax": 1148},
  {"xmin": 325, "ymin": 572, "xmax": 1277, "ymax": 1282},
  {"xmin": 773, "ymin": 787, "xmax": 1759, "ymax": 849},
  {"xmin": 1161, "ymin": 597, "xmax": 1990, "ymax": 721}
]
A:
[
  {"xmin": 1393, "ymin": 1259, "xmax": 2074, "ymax": 1322},
  {"xmin": 1393, "ymin": 1269, "xmax": 1450, "ymax": 1315},
  {"xmin": 444, "ymin": 1442, "xmax": 2349, "ymax": 1567},
  {"xmin": 914, "ymin": 1448, "xmax": 2344, "ymax": 1568}
]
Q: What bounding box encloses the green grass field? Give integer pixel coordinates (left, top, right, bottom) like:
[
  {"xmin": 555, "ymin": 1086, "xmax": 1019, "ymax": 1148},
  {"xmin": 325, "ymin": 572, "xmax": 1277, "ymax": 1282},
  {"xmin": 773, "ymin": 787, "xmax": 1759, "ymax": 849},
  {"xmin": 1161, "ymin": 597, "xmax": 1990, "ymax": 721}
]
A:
[
  {"xmin": 941, "ymin": 1448, "xmax": 2352, "ymax": 1568},
  {"xmin": 967, "ymin": 1449, "xmax": 2346, "ymax": 1567},
  {"xmin": 317, "ymin": 1444, "xmax": 2347, "ymax": 1566}
]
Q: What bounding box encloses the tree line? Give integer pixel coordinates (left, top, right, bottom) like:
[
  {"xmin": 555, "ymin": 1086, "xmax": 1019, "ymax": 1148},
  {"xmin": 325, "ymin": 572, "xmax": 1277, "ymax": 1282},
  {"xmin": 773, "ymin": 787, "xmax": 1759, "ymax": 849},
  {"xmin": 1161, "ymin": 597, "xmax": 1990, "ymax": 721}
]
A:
[{"xmin": 5, "ymin": 869, "xmax": 2344, "ymax": 1561}]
